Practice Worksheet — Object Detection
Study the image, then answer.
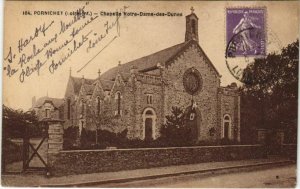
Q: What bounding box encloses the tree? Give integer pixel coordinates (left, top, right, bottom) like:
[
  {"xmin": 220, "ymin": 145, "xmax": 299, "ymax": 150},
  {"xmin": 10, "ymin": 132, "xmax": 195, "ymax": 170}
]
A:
[
  {"xmin": 240, "ymin": 40, "xmax": 298, "ymax": 143},
  {"xmin": 2, "ymin": 105, "xmax": 39, "ymax": 139},
  {"xmin": 160, "ymin": 106, "xmax": 191, "ymax": 146},
  {"xmin": 86, "ymin": 105, "xmax": 118, "ymax": 145}
]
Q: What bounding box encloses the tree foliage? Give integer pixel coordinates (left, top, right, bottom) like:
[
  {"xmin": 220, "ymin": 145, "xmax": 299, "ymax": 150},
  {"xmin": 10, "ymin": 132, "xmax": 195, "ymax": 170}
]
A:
[
  {"xmin": 160, "ymin": 106, "xmax": 191, "ymax": 145},
  {"xmin": 2, "ymin": 105, "xmax": 40, "ymax": 139},
  {"xmin": 240, "ymin": 40, "xmax": 298, "ymax": 143}
]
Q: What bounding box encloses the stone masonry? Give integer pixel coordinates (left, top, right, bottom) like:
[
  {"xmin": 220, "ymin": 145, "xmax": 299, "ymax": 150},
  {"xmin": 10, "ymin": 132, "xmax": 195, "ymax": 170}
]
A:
[{"xmin": 59, "ymin": 10, "xmax": 240, "ymax": 143}]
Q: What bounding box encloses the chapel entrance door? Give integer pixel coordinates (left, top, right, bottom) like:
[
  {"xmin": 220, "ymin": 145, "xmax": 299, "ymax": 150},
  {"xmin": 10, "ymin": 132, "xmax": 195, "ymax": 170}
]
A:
[
  {"xmin": 185, "ymin": 105, "xmax": 201, "ymax": 143},
  {"xmin": 145, "ymin": 118, "xmax": 153, "ymax": 141},
  {"xmin": 224, "ymin": 122, "xmax": 229, "ymax": 139},
  {"xmin": 143, "ymin": 108, "xmax": 156, "ymax": 141}
]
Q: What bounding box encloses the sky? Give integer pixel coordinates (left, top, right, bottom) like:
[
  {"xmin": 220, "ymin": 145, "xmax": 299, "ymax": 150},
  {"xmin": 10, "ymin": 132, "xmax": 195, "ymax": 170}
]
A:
[{"xmin": 3, "ymin": 1, "xmax": 299, "ymax": 110}]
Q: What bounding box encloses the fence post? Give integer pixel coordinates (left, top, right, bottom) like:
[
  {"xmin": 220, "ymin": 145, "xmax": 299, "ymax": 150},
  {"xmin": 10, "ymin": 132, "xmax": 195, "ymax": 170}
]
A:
[{"xmin": 47, "ymin": 119, "xmax": 64, "ymax": 176}]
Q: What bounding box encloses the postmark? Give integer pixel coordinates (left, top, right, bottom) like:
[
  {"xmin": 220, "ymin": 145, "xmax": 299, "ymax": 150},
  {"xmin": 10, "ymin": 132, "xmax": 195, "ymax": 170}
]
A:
[{"xmin": 225, "ymin": 7, "xmax": 267, "ymax": 82}]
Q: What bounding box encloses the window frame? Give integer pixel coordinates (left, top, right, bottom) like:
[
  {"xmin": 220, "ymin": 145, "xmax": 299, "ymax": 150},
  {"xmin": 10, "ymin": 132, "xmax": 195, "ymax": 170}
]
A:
[
  {"xmin": 222, "ymin": 114, "xmax": 232, "ymax": 139},
  {"xmin": 67, "ymin": 98, "xmax": 71, "ymax": 119},
  {"xmin": 45, "ymin": 108, "xmax": 50, "ymax": 118},
  {"xmin": 96, "ymin": 96, "xmax": 101, "ymax": 115},
  {"xmin": 146, "ymin": 94, "xmax": 153, "ymax": 105}
]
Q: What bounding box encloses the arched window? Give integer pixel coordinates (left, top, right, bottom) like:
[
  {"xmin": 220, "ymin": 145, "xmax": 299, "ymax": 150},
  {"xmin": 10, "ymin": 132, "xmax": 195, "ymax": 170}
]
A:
[
  {"xmin": 115, "ymin": 92, "xmax": 121, "ymax": 115},
  {"xmin": 97, "ymin": 96, "xmax": 101, "ymax": 115},
  {"xmin": 67, "ymin": 98, "xmax": 71, "ymax": 119},
  {"xmin": 146, "ymin": 94, "xmax": 153, "ymax": 105},
  {"xmin": 191, "ymin": 19, "xmax": 196, "ymax": 34},
  {"xmin": 81, "ymin": 99, "xmax": 85, "ymax": 116},
  {"xmin": 223, "ymin": 114, "xmax": 232, "ymax": 139},
  {"xmin": 45, "ymin": 109, "xmax": 50, "ymax": 118}
]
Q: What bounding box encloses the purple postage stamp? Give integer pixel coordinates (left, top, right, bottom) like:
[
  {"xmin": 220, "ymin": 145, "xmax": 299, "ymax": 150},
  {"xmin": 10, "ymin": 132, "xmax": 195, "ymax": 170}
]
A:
[{"xmin": 226, "ymin": 8, "xmax": 266, "ymax": 57}]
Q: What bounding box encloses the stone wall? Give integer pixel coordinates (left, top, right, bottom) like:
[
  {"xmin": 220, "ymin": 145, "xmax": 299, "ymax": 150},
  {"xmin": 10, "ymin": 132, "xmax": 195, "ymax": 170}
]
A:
[
  {"xmin": 134, "ymin": 82, "xmax": 164, "ymax": 139},
  {"xmin": 164, "ymin": 44, "xmax": 220, "ymax": 141},
  {"xmin": 49, "ymin": 145, "xmax": 267, "ymax": 176},
  {"xmin": 218, "ymin": 87, "xmax": 240, "ymax": 141},
  {"xmin": 281, "ymin": 144, "xmax": 297, "ymax": 160}
]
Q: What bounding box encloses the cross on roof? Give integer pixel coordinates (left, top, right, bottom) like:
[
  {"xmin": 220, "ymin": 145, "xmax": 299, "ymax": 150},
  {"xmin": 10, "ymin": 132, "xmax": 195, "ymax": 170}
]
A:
[{"xmin": 190, "ymin": 6, "xmax": 194, "ymax": 13}]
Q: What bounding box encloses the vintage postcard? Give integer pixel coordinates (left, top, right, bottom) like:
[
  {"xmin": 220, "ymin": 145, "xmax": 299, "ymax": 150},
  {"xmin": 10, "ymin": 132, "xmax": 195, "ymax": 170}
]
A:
[{"xmin": 2, "ymin": 1, "xmax": 299, "ymax": 187}]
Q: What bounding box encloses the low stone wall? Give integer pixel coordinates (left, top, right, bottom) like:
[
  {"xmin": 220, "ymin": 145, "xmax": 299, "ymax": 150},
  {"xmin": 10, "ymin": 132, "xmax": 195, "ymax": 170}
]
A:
[
  {"xmin": 281, "ymin": 144, "xmax": 297, "ymax": 160},
  {"xmin": 48, "ymin": 145, "xmax": 267, "ymax": 176}
]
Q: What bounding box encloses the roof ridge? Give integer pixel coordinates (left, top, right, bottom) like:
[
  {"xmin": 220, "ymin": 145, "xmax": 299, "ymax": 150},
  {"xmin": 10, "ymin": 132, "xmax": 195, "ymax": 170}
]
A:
[
  {"xmin": 165, "ymin": 40, "xmax": 193, "ymax": 64},
  {"xmin": 71, "ymin": 76, "xmax": 95, "ymax": 81},
  {"xmin": 125, "ymin": 42, "xmax": 186, "ymax": 64},
  {"xmin": 100, "ymin": 41, "xmax": 187, "ymax": 81},
  {"xmin": 100, "ymin": 79, "xmax": 115, "ymax": 82}
]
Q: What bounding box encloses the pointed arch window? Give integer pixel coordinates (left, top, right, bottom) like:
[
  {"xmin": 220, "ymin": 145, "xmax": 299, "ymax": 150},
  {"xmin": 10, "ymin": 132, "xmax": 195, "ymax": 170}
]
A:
[
  {"xmin": 67, "ymin": 98, "xmax": 71, "ymax": 119},
  {"xmin": 115, "ymin": 92, "xmax": 122, "ymax": 115},
  {"xmin": 96, "ymin": 96, "xmax": 101, "ymax": 115},
  {"xmin": 81, "ymin": 99, "xmax": 85, "ymax": 116}
]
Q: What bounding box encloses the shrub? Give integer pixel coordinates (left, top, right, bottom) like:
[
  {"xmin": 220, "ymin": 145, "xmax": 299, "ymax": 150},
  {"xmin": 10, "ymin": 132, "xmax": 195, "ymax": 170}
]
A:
[
  {"xmin": 63, "ymin": 126, "xmax": 79, "ymax": 150},
  {"xmin": 2, "ymin": 139, "xmax": 23, "ymax": 164}
]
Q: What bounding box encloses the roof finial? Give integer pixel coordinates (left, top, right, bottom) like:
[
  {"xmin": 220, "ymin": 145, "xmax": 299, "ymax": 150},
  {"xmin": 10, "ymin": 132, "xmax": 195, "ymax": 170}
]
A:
[
  {"xmin": 82, "ymin": 75, "xmax": 85, "ymax": 84},
  {"xmin": 118, "ymin": 61, "xmax": 121, "ymax": 73},
  {"xmin": 69, "ymin": 67, "xmax": 72, "ymax": 77},
  {"xmin": 98, "ymin": 69, "xmax": 101, "ymax": 78},
  {"xmin": 190, "ymin": 6, "xmax": 194, "ymax": 14}
]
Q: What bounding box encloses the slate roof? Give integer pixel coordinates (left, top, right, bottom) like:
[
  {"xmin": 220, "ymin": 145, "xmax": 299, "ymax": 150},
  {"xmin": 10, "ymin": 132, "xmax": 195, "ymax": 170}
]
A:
[
  {"xmin": 71, "ymin": 77, "xmax": 94, "ymax": 94},
  {"xmin": 100, "ymin": 40, "xmax": 221, "ymax": 81},
  {"xmin": 83, "ymin": 84, "xmax": 95, "ymax": 95},
  {"xmin": 100, "ymin": 80, "xmax": 114, "ymax": 91},
  {"xmin": 67, "ymin": 40, "xmax": 220, "ymax": 95},
  {"xmin": 100, "ymin": 42, "xmax": 188, "ymax": 81},
  {"xmin": 33, "ymin": 96, "xmax": 64, "ymax": 108},
  {"xmin": 71, "ymin": 76, "xmax": 95, "ymax": 95}
]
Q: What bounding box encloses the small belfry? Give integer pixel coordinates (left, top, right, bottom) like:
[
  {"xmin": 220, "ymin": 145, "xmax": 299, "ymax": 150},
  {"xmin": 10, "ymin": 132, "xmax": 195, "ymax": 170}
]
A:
[{"xmin": 185, "ymin": 6, "xmax": 199, "ymax": 42}]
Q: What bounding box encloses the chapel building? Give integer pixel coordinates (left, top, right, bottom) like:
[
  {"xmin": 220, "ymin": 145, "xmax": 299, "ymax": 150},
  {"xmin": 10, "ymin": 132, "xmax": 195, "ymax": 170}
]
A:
[{"xmin": 62, "ymin": 10, "xmax": 241, "ymax": 142}]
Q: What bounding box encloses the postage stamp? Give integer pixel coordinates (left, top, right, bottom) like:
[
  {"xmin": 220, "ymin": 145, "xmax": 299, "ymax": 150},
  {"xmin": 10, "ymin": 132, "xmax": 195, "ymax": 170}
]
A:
[{"xmin": 226, "ymin": 8, "xmax": 266, "ymax": 57}]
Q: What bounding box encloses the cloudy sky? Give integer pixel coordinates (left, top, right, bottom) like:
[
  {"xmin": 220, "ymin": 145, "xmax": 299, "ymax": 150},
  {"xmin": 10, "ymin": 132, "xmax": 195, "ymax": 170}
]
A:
[{"xmin": 3, "ymin": 1, "xmax": 299, "ymax": 110}]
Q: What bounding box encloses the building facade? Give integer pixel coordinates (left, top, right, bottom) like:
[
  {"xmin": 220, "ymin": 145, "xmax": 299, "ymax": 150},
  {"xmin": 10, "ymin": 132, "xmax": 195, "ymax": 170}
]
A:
[
  {"xmin": 31, "ymin": 96, "xmax": 64, "ymax": 121},
  {"xmin": 62, "ymin": 11, "xmax": 241, "ymax": 142}
]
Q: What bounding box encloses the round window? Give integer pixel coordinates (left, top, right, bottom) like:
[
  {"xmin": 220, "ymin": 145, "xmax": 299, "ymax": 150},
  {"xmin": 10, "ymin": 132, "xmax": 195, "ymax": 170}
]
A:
[{"xmin": 183, "ymin": 68, "xmax": 202, "ymax": 95}]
